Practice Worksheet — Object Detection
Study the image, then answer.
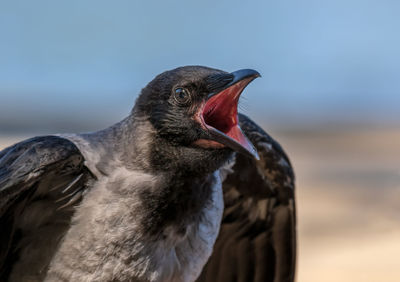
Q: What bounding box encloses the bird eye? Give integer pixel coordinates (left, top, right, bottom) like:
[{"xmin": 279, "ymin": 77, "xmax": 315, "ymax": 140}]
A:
[{"xmin": 174, "ymin": 88, "xmax": 191, "ymax": 105}]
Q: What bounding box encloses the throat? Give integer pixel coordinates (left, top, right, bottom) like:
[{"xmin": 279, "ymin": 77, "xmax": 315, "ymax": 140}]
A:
[
  {"xmin": 149, "ymin": 136, "xmax": 233, "ymax": 176},
  {"xmin": 139, "ymin": 172, "xmax": 218, "ymax": 236}
]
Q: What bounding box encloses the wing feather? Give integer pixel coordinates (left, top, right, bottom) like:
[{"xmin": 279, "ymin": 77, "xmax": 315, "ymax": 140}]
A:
[
  {"xmin": 197, "ymin": 114, "xmax": 296, "ymax": 282},
  {"xmin": 0, "ymin": 136, "xmax": 93, "ymax": 280}
]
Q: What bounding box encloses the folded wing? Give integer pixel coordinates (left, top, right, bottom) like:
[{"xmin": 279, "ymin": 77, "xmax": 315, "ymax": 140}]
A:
[
  {"xmin": 0, "ymin": 136, "xmax": 93, "ymax": 280},
  {"xmin": 197, "ymin": 114, "xmax": 296, "ymax": 282}
]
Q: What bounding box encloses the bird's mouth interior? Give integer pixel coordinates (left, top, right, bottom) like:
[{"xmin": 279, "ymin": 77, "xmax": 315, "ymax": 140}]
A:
[
  {"xmin": 202, "ymin": 79, "xmax": 249, "ymax": 141},
  {"xmin": 199, "ymin": 77, "xmax": 259, "ymax": 159}
]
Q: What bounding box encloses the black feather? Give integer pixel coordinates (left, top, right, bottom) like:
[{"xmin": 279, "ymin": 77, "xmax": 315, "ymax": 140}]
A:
[
  {"xmin": 197, "ymin": 114, "xmax": 296, "ymax": 282},
  {"xmin": 0, "ymin": 136, "xmax": 93, "ymax": 280}
]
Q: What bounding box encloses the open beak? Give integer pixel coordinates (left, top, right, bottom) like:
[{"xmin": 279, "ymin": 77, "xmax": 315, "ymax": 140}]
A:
[{"xmin": 200, "ymin": 69, "xmax": 260, "ymax": 160}]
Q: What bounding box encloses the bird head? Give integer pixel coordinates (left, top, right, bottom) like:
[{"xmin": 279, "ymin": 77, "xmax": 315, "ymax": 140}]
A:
[{"xmin": 133, "ymin": 66, "xmax": 260, "ymax": 171}]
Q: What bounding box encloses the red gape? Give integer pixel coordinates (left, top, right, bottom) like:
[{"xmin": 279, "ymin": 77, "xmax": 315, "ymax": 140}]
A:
[{"xmin": 202, "ymin": 78, "xmax": 254, "ymax": 152}]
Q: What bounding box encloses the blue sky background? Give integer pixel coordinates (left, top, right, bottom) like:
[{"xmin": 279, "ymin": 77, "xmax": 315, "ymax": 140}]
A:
[{"xmin": 0, "ymin": 0, "xmax": 399, "ymax": 133}]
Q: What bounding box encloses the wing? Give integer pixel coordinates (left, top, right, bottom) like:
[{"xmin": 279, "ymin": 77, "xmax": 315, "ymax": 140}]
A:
[
  {"xmin": 0, "ymin": 136, "xmax": 93, "ymax": 280},
  {"xmin": 197, "ymin": 114, "xmax": 296, "ymax": 282}
]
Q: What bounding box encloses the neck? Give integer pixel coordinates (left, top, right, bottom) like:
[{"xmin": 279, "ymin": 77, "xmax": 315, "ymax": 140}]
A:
[{"xmin": 73, "ymin": 114, "xmax": 227, "ymax": 239}]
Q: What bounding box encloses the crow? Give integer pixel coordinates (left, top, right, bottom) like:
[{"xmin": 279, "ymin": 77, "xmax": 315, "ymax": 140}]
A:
[{"xmin": 0, "ymin": 66, "xmax": 296, "ymax": 282}]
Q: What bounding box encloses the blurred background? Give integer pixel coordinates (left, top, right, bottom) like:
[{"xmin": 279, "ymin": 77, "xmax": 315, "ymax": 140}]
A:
[{"xmin": 1, "ymin": 1, "xmax": 399, "ymax": 281}]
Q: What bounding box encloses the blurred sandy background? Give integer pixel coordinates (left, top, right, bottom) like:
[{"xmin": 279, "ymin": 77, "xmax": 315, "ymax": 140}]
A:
[
  {"xmin": 1, "ymin": 1, "xmax": 400, "ymax": 281},
  {"xmin": 2, "ymin": 127, "xmax": 399, "ymax": 282},
  {"xmin": 277, "ymin": 128, "xmax": 400, "ymax": 282}
]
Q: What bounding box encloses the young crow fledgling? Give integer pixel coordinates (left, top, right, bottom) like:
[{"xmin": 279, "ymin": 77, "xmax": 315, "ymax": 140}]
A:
[{"xmin": 0, "ymin": 66, "xmax": 296, "ymax": 282}]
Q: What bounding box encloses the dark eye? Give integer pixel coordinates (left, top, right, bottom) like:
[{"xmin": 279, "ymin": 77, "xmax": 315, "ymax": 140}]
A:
[{"xmin": 174, "ymin": 88, "xmax": 191, "ymax": 105}]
